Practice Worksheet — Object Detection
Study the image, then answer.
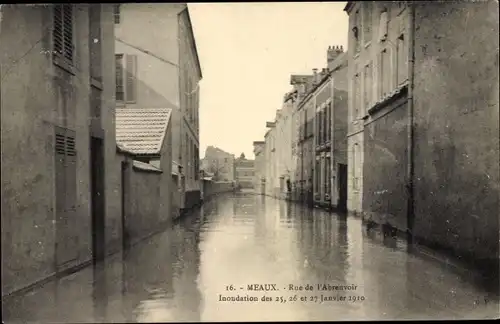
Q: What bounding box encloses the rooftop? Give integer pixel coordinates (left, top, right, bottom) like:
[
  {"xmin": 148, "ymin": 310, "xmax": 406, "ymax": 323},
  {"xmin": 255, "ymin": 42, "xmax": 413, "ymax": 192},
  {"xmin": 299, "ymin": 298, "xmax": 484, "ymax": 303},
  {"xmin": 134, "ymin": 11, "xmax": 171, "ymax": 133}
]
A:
[{"xmin": 116, "ymin": 108, "xmax": 172, "ymax": 155}]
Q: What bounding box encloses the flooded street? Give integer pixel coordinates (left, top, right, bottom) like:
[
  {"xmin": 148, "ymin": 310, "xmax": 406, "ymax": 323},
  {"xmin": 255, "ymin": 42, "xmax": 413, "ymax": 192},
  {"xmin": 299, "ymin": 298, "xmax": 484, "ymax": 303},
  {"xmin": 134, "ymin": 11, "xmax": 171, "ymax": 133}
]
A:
[{"xmin": 3, "ymin": 193, "xmax": 498, "ymax": 322}]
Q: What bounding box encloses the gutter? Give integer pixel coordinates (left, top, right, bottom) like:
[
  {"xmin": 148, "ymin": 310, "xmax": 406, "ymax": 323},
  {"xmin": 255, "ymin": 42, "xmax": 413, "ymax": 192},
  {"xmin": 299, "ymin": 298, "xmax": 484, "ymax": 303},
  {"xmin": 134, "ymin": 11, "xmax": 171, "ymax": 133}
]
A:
[{"xmin": 406, "ymin": 2, "xmax": 416, "ymax": 245}]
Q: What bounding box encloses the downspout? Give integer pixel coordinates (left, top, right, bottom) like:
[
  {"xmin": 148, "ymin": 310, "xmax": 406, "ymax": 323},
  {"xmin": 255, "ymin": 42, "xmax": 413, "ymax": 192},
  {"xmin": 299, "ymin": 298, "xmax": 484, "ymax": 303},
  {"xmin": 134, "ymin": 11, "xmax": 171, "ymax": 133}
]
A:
[{"xmin": 406, "ymin": 2, "xmax": 416, "ymax": 247}]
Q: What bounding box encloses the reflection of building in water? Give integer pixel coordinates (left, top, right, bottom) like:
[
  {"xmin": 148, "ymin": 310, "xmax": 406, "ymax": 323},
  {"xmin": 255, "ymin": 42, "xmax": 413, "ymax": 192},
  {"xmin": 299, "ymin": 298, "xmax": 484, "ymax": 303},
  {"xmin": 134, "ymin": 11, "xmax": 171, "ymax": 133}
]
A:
[
  {"xmin": 121, "ymin": 232, "xmax": 175, "ymax": 322},
  {"xmin": 232, "ymin": 196, "xmax": 258, "ymax": 217},
  {"xmin": 169, "ymin": 220, "xmax": 202, "ymax": 322}
]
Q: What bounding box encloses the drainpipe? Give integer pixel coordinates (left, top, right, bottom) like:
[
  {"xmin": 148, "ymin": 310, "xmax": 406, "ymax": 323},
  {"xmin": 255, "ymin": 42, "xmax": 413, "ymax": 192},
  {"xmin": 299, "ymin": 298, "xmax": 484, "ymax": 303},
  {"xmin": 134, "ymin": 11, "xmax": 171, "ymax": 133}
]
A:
[{"xmin": 406, "ymin": 2, "xmax": 416, "ymax": 247}]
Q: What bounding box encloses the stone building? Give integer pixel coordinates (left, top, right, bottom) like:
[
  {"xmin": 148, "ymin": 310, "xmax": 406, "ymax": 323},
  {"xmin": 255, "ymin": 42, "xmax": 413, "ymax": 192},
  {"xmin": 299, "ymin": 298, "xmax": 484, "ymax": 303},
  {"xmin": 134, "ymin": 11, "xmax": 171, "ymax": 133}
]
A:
[
  {"xmin": 1, "ymin": 4, "xmax": 118, "ymax": 296},
  {"xmin": 312, "ymin": 46, "xmax": 349, "ymax": 211},
  {"xmin": 234, "ymin": 153, "xmax": 255, "ymax": 190},
  {"xmin": 345, "ymin": 1, "xmax": 499, "ymax": 272},
  {"xmin": 263, "ymin": 122, "xmax": 277, "ymax": 197},
  {"xmin": 114, "ymin": 3, "xmax": 202, "ymax": 212},
  {"xmin": 202, "ymin": 146, "xmax": 235, "ymax": 182}
]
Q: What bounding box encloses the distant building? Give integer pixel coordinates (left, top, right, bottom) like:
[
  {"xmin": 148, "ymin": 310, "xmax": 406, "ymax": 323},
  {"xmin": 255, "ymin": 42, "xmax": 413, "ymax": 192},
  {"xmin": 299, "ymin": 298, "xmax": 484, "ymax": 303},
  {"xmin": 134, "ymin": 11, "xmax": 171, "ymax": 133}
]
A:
[
  {"xmin": 202, "ymin": 146, "xmax": 235, "ymax": 182},
  {"xmin": 235, "ymin": 153, "xmax": 255, "ymax": 190},
  {"xmin": 345, "ymin": 1, "xmax": 499, "ymax": 269}
]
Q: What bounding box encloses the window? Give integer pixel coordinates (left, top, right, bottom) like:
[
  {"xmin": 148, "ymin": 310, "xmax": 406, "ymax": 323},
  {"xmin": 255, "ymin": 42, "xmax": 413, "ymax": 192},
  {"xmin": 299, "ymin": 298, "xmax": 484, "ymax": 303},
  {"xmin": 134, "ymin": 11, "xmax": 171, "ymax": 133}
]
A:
[
  {"xmin": 327, "ymin": 102, "xmax": 332, "ymax": 142},
  {"xmin": 396, "ymin": 33, "xmax": 408, "ymax": 85},
  {"xmin": 378, "ymin": 9, "xmax": 389, "ymax": 42},
  {"xmin": 325, "ymin": 156, "xmax": 331, "ymax": 195},
  {"xmin": 115, "ymin": 54, "xmax": 137, "ymax": 103},
  {"xmin": 113, "ymin": 4, "xmax": 120, "ymax": 24},
  {"xmin": 353, "ymin": 72, "xmax": 361, "ymax": 119},
  {"xmin": 364, "ymin": 63, "xmax": 373, "ymax": 111},
  {"xmin": 353, "ymin": 9, "xmax": 361, "ymax": 53},
  {"xmin": 352, "ymin": 144, "xmax": 359, "ymax": 191},
  {"xmin": 363, "ymin": 2, "xmax": 372, "ymax": 44},
  {"xmin": 55, "ymin": 127, "xmax": 77, "ymax": 224},
  {"xmin": 89, "ymin": 4, "xmax": 102, "ymax": 80},
  {"xmin": 115, "ymin": 54, "xmax": 124, "ymax": 101},
  {"xmin": 379, "ymin": 48, "xmax": 391, "ymax": 98},
  {"xmin": 53, "ymin": 4, "xmax": 74, "ymax": 63},
  {"xmin": 323, "ymin": 107, "xmax": 328, "ymax": 143},
  {"xmin": 315, "ymin": 158, "xmax": 321, "ymax": 192}
]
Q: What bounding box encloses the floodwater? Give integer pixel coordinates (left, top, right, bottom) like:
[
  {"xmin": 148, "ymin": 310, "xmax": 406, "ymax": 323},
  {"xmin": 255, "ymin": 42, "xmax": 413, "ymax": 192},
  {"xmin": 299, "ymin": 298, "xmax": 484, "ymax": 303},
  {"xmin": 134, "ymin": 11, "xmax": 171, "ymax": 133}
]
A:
[{"xmin": 2, "ymin": 193, "xmax": 499, "ymax": 322}]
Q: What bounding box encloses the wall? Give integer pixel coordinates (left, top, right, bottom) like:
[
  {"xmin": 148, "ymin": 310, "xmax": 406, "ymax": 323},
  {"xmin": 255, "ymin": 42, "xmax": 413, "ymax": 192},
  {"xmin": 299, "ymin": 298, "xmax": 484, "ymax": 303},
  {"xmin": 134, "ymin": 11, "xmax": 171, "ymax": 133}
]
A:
[
  {"xmin": 178, "ymin": 8, "xmax": 202, "ymax": 196},
  {"xmin": 123, "ymin": 120, "xmax": 173, "ymax": 245},
  {"xmin": 412, "ymin": 0, "xmax": 499, "ymax": 264},
  {"xmin": 363, "ymin": 96, "xmax": 408, "ymax": 230},
  {"xmin": 202, "ymin": 181, "xmax": 234, "ymax": 200},
  {"xmin": 0, "ymin": 4, "xmax": 118, "ymax": 296}
]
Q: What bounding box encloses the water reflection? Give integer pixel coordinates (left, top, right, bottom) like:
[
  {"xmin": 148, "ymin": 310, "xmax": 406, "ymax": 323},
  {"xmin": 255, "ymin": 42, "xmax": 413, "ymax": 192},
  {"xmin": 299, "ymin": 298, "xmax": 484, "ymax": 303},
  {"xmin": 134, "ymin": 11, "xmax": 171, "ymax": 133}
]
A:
[{"xmin": 2, "ymin": 195, "xmax": 498, "ymax": 323}]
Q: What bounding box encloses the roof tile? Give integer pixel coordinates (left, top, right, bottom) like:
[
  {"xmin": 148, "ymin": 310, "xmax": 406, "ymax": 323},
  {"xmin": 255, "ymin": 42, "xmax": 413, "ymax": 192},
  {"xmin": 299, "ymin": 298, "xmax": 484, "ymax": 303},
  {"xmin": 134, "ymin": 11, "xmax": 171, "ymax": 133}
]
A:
[{"xmin": 116, "ymin": 108, "xmax": 172, "ymax": 155}]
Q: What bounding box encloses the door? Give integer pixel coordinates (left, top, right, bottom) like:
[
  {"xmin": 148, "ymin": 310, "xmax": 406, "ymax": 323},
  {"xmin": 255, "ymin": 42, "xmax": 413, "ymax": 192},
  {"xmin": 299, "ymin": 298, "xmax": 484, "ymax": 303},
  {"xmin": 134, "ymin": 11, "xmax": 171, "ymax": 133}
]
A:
[
  {"xmin": 179, "ymin": 175, "xmax": 186, "ymax": 209},
  {"xmin": 55, "ymin": 127, "xmax": 79, "ymax": 270},
  {"xmin": 338, "ymin": 164, "xmax": 348, "ymax": 213},
  {"xmin": 90, "ymin": 136, "xmax": 106, "ymax": 264}
]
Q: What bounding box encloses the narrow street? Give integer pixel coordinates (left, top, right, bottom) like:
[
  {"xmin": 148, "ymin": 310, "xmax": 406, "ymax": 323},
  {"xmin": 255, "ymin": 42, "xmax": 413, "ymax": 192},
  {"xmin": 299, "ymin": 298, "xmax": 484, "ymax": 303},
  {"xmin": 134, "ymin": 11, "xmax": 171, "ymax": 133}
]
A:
[{"xmin": 2, "ymin": 193, "xmax": 498, "ymax": 323}]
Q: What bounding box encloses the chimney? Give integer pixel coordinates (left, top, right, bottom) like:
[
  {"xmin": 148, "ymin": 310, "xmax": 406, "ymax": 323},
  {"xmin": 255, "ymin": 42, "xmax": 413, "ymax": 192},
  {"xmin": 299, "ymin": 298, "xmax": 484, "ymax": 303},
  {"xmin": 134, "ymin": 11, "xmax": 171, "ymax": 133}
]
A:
[
  {"xmin": 327, "ymin": 45, "xmax": 345, "ymax": 66},
  {"xmin": 312, "ymin": 68, "xmax": 319, "ymax": 85}
]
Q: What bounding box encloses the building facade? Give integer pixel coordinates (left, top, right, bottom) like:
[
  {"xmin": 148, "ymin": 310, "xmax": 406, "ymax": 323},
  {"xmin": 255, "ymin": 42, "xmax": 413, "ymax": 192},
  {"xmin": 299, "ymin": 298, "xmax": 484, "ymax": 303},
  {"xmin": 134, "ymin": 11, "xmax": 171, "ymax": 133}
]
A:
[
  {"xmin": 234, "ymin": 153, "xmax": 255, "ymax": 190},
  {"xmin": 1, "ymin": 4, "xmax": 118, "ymax": 296},
  {"xmin": 313, "ymin": 46, "xmax": 349, "ymax": 211},
  {"xmin": 290, "ymin": 75, "xmax": 314, "ymax": 203},
  {"xmin": 345, "ymin": 1, "xmax": 499, "ymax": 269},
  {"xmin": 263, "ymin": 123, "xmax": 277, "ymax": 197},
  {"xmin": 252, "ymin": 141, "xmax": 265, "ymax": 194},
  {"xmin": 202, "ymin": 146, "xmax": 235, "ymax": 182},
  {"xmin": 114, "ymin": 3, "xmax": 202, "ymax": 212}
]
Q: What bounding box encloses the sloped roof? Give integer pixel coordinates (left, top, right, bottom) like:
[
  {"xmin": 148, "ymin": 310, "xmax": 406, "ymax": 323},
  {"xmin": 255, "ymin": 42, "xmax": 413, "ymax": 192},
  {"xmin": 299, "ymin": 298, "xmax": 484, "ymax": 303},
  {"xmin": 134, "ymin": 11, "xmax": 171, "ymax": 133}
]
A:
[
  {"xmin": 132, "ymin": 160, "xmax": 162, "ymax": 173},
  {"xmin": 116, "ymin": 108, "xmax": 172, "ymax": 155}
]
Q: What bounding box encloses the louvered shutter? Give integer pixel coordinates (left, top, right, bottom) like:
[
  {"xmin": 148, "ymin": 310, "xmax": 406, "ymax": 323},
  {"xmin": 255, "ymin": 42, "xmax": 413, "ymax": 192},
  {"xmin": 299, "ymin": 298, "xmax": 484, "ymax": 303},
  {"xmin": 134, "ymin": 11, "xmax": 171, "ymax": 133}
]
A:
[
  {"xmin": 65, "ymin": 130, "xmax": 77, "ymax": 213},
  {"xmin": 62, "ymin": 5, "xmax": 73, "ymax": 62},
  {"xmin": 125, "ymin": 54, "xmax": 137, "ymax": 102},
  {"xmin": 53, "ymin": 6, "xmax": 64, "ymax": 56},
  {"xmin": 55, "ymin": 128, "xmax": 66, "ymax": 214},
  {"xmin": 54, "ymin": 127, "xmax": 77, "ymax": 214}
]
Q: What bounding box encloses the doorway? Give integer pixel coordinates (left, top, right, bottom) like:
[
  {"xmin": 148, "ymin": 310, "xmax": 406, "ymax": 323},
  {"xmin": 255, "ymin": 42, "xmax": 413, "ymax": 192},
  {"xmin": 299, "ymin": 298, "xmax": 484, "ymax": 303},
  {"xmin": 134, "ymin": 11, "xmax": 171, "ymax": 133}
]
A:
[
  {"xmin": 90, "ymin": 136, "xmax": 105, "ymax": 264},
  {"xmin": 337, "ymin": 164, "xmax": 348, "ymax": 213}
]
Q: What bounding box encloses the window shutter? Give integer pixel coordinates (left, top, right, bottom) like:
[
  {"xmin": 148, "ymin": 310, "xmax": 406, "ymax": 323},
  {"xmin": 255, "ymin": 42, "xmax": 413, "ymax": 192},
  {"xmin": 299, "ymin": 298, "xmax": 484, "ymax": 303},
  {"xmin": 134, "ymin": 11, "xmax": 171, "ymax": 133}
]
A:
[
  {"xmin": 65, "ymin": 130, "xmax": 77, "ymax": 211},
  {"xmin": 125, "ymin": 54, "xmax": 137, "ymax": 102},
  {"xmin": 115, "ymin": 54, "xmax": 124, "ymax": 101},
  {"xmin": 54, "ymin": 127, "xmax": 77, "ymax": 213},
  {"xmin": 53, "ymin": 6, "xmax": 64, "ymax": 55},
  {"xmin": 62, "ymin": 5, "xmax": 73, "ymax": 61},
  {"xmin": 55, "ymin": 130, "xmax": 66, "ymax": 214}
]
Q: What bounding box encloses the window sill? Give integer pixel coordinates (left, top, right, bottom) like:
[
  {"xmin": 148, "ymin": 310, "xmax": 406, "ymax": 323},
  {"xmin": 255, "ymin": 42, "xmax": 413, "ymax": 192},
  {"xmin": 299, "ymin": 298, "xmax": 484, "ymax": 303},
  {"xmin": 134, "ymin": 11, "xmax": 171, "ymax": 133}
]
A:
[
  {"xmin": 364, "ymin": 41, "xmax": 372, "ymax": 49},
  {"xmin": 53, "ymin": 55, "xmax": 76, "ymax": 76},
  {"xmin": 90, "ymin": 78, "xmax": 103, "ymax": 90},
  {"xmin": 353, "ymin": 52, "xmax": 360, "ymax": 60}
]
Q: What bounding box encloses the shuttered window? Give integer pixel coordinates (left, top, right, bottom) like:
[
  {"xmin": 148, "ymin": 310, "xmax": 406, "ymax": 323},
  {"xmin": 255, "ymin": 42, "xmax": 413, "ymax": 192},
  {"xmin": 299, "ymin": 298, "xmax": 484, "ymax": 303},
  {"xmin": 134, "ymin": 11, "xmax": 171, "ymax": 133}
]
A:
[
  {"xmin": 53, "ymin": 4, "xmax": 74, "ymax": 63},
  {"xmin": 115, "ymin": 54, "xmax": 124, "ymax": 101},
  {"xmin": 114, "ymin": 4, "xmax": 121, "ymax": 24},
  {"xmin": 55, "ymin": 127, "xmax": 77, "ymax": 215}
]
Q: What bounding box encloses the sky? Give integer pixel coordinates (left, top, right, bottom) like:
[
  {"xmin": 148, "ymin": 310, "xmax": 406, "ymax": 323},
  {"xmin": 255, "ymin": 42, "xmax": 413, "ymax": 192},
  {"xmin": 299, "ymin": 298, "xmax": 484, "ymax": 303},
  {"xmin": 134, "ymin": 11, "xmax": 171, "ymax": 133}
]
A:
[{"xmin": 188, "ymin": 2, "xmax": 348, "ymax": 159}]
